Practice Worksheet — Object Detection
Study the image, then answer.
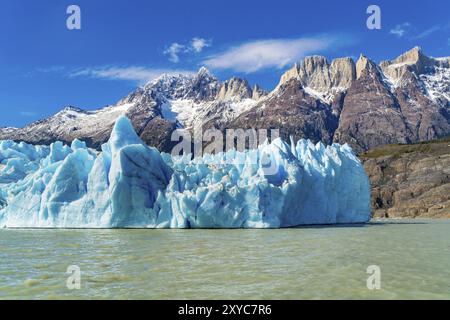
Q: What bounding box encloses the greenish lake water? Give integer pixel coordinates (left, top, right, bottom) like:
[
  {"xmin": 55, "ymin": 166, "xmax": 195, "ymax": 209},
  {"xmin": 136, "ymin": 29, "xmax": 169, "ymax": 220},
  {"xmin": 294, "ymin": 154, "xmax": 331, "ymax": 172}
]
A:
[{"xmin": 0, "ymin": 219, "xmax": 449, "ymax": 299}]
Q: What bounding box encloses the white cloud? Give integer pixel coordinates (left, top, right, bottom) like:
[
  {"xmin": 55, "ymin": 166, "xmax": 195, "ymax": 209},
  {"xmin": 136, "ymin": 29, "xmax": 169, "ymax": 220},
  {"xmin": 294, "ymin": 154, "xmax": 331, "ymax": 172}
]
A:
[
  {"xmin": 202, "ymin": 37, "xmax": 337, "ymax": 73},
  {"xmin": 389, "ymin": 23, "xmax": 411, "ymax": 38},
  {"xmin": 164, "ymin": 37, "xmax": 212, "ymax": 62},
  {"xmin": 70, "ymin": 66, "xmax": 194, "ymax": 85},
  {"xmin": 164, "ymin": 42, "xmax": 185, "ymax": 63},
  {"xmin": 191, "ymin": 37, "xmax": 211, "ymax": 53}
]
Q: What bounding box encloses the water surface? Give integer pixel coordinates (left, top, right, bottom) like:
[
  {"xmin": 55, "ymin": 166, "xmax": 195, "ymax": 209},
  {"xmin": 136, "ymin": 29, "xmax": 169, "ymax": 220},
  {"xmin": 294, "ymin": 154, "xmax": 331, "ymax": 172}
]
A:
[{"xmin": 0, "ymin": 220, "xmax": 449, "ymax": 299}]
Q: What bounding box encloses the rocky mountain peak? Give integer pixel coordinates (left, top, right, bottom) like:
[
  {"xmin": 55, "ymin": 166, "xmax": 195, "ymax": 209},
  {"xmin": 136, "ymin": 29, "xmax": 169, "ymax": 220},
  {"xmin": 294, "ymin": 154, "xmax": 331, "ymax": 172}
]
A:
[
  {"xmin": 196, "ymin": 66, "xmax": 212, "ymax": 78},
  {"xmin": 216, "ymin": 77, "xmax": 252, "ymax": 101},
  {"xmin": 186, "ymin": 67, "xmax": 220, "ymax": 101},
  {"xmin": 61, "ymin": 105, "xmax": 83, "ymax": 112},
  {"xmin": 141, "ymin": 67, "xmax": 220, "ymax": 102},
  {"xmin": 252, "ymin": 84, "xmax": 267, "ymax": 100},
  {"xmin": 192, "ymin": 66, "xmax": 218, "ymax": 87},
  {"xmin": 300, "ymin": 55, "xmax": 329, "ymax": 72},
  {"xmin": 56, "ymin": 106, "xmax": 87, "ymax": 117},
  {"xmin": 118, "ymin": 87, "xmax": 146, "ymax": 105},
  {"xmin": 392, "ymin": 47, "xmax": 430, "ymax": 68},
  {"xmin": 277, "ymin": 55, "xmax": 355, "ymax": 102},
  {"xmin": 298, "ymin": 55, "xmax": 332, "ymax": 90},
  {"xmin": 144, "ymin": 73, "xmax": 192, "ymax": 99},
  {"xmin": 356, "ymin": 54, "xmax": 379, "ymax": 79},
  {"xmin": 330, "ymin": 57, "xmax": 356, "ymax": 89},
  {"xmin": 278, "ymin": 63, "xmax": 300, "ymax": 87},
  {"xmin": 380, "ymin": 47, "xmax": 438, "ymax": 83}
]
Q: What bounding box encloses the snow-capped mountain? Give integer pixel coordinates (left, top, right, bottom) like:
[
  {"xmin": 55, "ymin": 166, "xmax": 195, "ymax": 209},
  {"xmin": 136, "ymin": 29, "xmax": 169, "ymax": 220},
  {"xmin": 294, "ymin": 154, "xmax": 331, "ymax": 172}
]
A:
[
  {"xmin": 243, "ymin": 46, "xmax": 450, "ymax": 152},
  {"xmin": 276, "ymin": 55, "xmax": 356, "ymax": 104},
  {"xmin": 149, "ymin": 70, "xmax": 265, "ymax": 129},
  {"xmin": 333, "ymin": 47, "xmax": 450, "ymax": 152},
  {"xmin": 0, "ymin": 47, "xmax": 449, "ymax": 153},
  {"xmin": 0, "ymin": 67, "xmax": 267, "ymax": 151},
  {"xmin": 0, "ymin": 104, "xmax": 136, "ymax": 147}
]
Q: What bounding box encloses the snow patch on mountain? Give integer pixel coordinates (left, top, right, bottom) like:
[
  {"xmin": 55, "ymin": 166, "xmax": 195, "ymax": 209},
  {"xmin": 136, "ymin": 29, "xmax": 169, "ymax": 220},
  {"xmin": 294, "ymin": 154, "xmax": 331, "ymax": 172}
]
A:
[
  {"xmin": 303, "ymin": 86, "xmax": 346, "ymax": 104},
  {"xmin": 420, "ymin": 67, "xmax": 450, "ymax": 104}
]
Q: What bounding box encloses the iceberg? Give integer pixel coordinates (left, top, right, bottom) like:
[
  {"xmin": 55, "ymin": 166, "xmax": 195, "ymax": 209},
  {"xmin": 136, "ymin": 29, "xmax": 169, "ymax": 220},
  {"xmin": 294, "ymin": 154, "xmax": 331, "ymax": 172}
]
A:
[{"xmin": 0, "ymin": 116, "xmax": 371, "ymax": 228}]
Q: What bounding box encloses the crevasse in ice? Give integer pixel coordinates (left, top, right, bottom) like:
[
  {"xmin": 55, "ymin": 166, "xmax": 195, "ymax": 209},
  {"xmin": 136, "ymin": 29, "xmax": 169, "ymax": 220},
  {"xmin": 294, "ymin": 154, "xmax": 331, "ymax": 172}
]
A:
[{"xmin": 0, "ymin": 116, "xmax": 371, "ymax": 228}]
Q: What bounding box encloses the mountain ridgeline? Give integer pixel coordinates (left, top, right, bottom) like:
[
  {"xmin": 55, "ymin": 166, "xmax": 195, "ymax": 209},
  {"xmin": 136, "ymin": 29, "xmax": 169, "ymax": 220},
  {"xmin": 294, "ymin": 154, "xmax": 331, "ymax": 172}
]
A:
[{"xmin": 1, "ymin": 47, "xmax": 449, "ymax": 154}]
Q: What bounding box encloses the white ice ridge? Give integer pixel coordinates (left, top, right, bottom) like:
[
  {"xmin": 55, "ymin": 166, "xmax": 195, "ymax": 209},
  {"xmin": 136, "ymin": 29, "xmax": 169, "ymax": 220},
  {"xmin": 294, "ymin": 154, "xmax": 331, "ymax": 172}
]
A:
[{"xmin": 0, "ymin": 116, "xmax": 371, "ymax": 228}]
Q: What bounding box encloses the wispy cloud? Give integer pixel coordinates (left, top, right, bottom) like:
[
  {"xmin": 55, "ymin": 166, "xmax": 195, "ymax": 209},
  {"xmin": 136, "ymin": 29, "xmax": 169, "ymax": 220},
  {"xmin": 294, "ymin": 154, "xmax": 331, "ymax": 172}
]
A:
[
  {"xmin": 69, "ymin": 66, "xmax": 195, "ymax": 85},
  {"xmin": 19, "ymin": 111, "xmax": 37, "ymax": 117},
  {"xmin": 389, "ymin": 23, "xmax": 411, "ymax": 38},
  {"xmin": 164, "ymin": 37, "xmax": 212, "ymax": 63},
  {"xmin": 191, "ymin": 37, "xmax": 211, "ymax": 53},
  {"xmin": 390, "ymin": 22, "xmax": 449, "ymax": 40},
  {"xmin": 164, "ymin": 43, "xmax": 185, "ymax": 63},
  {"xmin": 413, "ymin": 26, "xmax": 442, "ymax": 39},
  {"xmin": 202, "ymin": 36, "xmax": 342, "ymax": 73},
  {"xmin": 36, "ymin": 66, "xmax": 67, "ymax": 73}
]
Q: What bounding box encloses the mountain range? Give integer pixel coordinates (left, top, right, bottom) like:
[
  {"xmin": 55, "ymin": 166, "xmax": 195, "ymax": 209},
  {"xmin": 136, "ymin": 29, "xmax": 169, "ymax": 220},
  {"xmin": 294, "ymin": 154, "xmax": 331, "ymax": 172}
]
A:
[{"xmin": 1, "ymin": 47, "xmax": 449, "ymax": 154}]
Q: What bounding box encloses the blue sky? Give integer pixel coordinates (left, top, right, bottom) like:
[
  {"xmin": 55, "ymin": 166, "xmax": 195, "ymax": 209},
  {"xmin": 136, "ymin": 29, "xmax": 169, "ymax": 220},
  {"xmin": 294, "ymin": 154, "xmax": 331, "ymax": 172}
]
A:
[{"xmin": 1, "ymin": 0, "xmax": 449, "ymax": 127}]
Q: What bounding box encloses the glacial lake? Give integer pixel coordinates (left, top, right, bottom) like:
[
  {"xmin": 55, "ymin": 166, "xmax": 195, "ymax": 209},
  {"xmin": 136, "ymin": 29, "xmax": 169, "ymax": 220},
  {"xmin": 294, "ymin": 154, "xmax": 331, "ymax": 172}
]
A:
[{"xmin": 0, "ymin": 219, "xmax": 449, "ymax": 300}]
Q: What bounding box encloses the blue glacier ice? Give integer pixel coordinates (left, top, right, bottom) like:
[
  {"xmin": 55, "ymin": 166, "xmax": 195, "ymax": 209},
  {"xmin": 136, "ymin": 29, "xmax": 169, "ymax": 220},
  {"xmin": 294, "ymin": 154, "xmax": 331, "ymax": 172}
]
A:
[{"xmin": 0, "ymin": 116, "xmax": 371, "ymax": 228}]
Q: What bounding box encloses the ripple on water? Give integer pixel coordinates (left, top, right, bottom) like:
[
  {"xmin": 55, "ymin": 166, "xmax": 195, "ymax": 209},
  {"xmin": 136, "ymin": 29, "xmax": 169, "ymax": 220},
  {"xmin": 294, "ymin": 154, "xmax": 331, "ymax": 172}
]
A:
[
  {"xmin": 23, "ymin": 279, "xmax": 41, "ymax": 287},
  {"xmin": 0, "ymin": 219, "xmax": 449, "ymax": 299}
]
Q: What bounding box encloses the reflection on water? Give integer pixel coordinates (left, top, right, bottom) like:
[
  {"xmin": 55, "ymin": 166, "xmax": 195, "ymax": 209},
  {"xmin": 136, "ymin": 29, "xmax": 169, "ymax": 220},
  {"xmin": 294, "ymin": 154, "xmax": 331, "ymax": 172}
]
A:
[{"xmin": 0, "ymin": 219, "xmax": 449, "ymax": 299}]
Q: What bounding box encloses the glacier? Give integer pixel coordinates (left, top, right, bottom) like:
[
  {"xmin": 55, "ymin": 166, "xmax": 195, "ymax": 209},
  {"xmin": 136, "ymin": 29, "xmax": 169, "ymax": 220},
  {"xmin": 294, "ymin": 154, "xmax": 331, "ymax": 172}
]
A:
[{"xmin": 0, "ymin": 116, "xmax": 371, "ymax": 228}]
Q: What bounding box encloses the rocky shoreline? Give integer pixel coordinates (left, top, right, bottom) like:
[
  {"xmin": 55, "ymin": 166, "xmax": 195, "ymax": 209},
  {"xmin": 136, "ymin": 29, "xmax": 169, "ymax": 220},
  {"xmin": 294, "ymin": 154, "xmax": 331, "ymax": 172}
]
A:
[{"xmin": 361, "ymin": 136, "xmax": 450, "ymax": 219}]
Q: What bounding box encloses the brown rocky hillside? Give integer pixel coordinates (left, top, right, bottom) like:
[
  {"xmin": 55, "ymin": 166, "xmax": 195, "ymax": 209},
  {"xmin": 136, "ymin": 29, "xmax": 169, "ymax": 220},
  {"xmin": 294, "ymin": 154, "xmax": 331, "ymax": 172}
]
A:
[{"xmin": 361, "ymin": 136, "xmax": 450, "ymax": 218}]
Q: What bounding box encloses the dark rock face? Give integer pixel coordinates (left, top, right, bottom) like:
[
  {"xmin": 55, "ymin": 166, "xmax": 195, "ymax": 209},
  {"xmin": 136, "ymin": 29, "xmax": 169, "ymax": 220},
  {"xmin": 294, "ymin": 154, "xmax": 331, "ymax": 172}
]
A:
[
  {"xmin": 217, "ymin": 77, "xmax": 252, "ymax": 101},
  {"xmin": 124, "ymin": 92, "xmax": 176, "ymax": 152},
  {"xmin": 395, "ymin": 70, "xmax": 450, "ymax": 142},
  {"xmin": 227, "ymin": 79, "xmax": 339, "ymax": 145},
  {"xmin": 185, "ymin": 67, "xmax": 221, "ymax": 101},
  {"xmin": 138, "ymin": 118, "xmax": 178, "ymax": 154},
  {"xmin": 333, "ymin": 51, "xmax": 450, "ymax": 153},
  {"xmin": 361, "ymin": 138, "xmax": 450, "ymax": 218},
  {"xmin": 333, "ymin": 66, "xmax": 412, "ymax": 153}
]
